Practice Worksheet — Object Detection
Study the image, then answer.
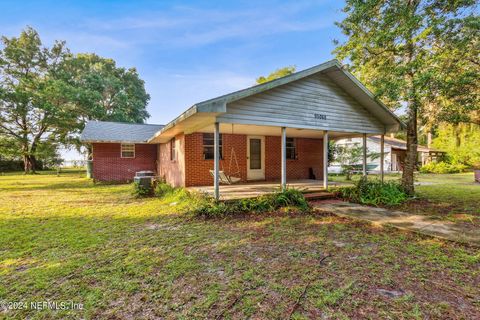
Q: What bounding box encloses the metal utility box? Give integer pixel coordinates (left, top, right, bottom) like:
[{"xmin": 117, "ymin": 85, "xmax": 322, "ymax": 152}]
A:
[{"xmin": 134, "ymin": 171, "xmax": 155, "ymax": 190}]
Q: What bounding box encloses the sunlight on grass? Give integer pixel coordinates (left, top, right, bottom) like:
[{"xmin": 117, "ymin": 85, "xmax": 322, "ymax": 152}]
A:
[{"xmin": 0, "ymin": 170, "xmax": 479, "ymax": 318}]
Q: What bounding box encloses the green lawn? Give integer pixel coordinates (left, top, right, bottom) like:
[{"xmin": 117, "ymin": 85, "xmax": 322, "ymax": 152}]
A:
[{"xmin": 1, "ymin": 171, "xmax": 479, "ymax": 319}]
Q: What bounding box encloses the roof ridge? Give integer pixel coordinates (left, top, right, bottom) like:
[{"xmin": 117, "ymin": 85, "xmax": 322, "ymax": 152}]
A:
[{"xmin": 89, "ymin": 120, "xmax": 164, "ymax": 126}]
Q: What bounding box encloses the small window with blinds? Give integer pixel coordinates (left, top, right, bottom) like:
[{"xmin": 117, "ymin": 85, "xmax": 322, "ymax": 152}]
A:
[{"xmin": 121, "ymin": 144, "xmax": 135, "ymax": 158}]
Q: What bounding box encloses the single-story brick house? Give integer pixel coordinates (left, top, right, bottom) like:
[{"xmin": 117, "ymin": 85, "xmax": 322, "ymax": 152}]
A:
[{"xmin": 81, "ymin": 60, "xmax": 404, "ymax": 199}]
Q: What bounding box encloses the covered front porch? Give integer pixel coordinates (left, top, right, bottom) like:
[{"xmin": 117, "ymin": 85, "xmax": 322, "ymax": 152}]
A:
[
  {"xmin": 188, "ymin": 179, "xmax": 347, "ymax": 200},
  {"xmin": 204, "ymin": 123, "xmax": 385, "ymax": 200}
]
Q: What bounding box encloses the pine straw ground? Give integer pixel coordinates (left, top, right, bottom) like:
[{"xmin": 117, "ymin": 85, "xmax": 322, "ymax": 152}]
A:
[{"xmin": 0, "ymin": 170, "xmax": 479, "ymax": 319}]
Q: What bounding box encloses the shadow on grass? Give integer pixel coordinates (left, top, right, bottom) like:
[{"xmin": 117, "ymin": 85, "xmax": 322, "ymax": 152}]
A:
[{"xmin": 1, "ymin": 210, "xmax": 479, "ymax": 319}]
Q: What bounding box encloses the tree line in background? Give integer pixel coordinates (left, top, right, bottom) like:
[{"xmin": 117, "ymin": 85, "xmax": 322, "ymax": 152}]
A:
[{"xmin": 0, "ymin": 27, "xmax": 150, "ymax": 173}]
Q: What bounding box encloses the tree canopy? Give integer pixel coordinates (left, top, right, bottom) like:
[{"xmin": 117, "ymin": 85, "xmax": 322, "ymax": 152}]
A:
[
  {"xmin": 256, "ymin": 66, "xmax": 296, "ymax": 84},
  {"xmin": 0, "ymin": 27, "xmax": 150, "ymax": 172},
  {"xmin": 334, "ymin": 0, "xmax": 478, "ymax": 193},
  {"xmin": 433, "ymin": 123, "xmax": 480, "ymax": 166}
]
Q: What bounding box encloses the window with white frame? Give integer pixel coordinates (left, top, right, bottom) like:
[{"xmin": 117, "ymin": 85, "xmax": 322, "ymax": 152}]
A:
[{"xmin": 121, "ymin": 143, "xmax": 135, "ymax": 158}]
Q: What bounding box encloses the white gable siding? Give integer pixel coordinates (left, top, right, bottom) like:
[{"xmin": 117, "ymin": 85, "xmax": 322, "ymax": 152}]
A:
[{"xmin": 217, "ymin": 73, "xmax": 385, "ymax": 134}]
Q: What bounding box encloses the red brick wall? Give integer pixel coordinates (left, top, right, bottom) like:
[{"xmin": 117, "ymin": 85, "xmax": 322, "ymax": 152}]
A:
[
  {"xmin": 184, "ymin": 133, "xmax": 248, "ymax": 187},
  {"xmin": 157, "ymin": 134, "xmax": 185, "ymax": 187},
  {"xmin": 183, "ymin": 133, "xmax": 323, "ymax": 187},
  {"xmin": 265, "ymin": 136, "xmax": 323, "ymax": 181},
  {"xmin": 92, "ymin": 143, "xmax": 157, "ymax": 182}
]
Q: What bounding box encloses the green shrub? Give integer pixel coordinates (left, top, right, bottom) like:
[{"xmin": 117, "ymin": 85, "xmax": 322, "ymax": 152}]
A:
[
  {"xmin": 271, "ymin": 188, "xmax": 310, "ymax": 211},
  {"xmin": 154, "ymin": 181, "xmax": 175, "ymax": 197},
  {"xmin": 132, "ymin": 181, "xmax": 153, "ymax": 198},
  {"xmin": 419, "ymin": 162, "xmax": 468, "ymax": 174},
  {"xmin": 339, "ymin": 177, "xmax": 408, "ymax": 206},
  {"xmin": 190, "ymin": 188, "xmax": 310, "ymax": 218}
]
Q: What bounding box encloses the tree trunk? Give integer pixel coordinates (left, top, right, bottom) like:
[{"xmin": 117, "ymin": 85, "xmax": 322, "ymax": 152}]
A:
[
  {"xmin": 23, "ymin": 155, "xmax": 36, "ymax": 174},
  {"xmin": 427, "ymin": 132, "xmax": 432, "ymax": 148},
  {"xmin": 23, "ymin": 154, "xmax": 30, "ymax": 174},
  {"xmin": 22, "ymin": 140, "xmax": 38, "ymax": 174},
  {"xmin": 86, "ymin": 144, "xmax": 93, "ymax": 160},
  {"xmin": 402, "ymin": 100, "xmax": 418, "ymax": 195},
  {"xmin": 28, "ymin": 139, "xmax": 39, "ymax": 174},
  {"xmin": 454, "ymin": 124, "xmax": 461, "ymax": 147},
  {"xmin": 22, "ymin": 142, "xmax": 31, "ymax": 174},
  {"xmin": 30, "ymin": 154, "xmax": 37, "ymax": 173}
]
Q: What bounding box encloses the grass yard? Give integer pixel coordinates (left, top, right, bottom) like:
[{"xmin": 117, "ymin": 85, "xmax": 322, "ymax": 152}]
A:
[{"xmin": 1, "ymin": 170, "xmax": 479, "ymax": 319}]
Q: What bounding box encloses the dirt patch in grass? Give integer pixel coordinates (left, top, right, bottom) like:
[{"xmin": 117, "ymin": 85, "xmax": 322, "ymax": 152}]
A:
[{"xmin": 397, "ymin": 198, "xmax": 480, "ymax": 232}]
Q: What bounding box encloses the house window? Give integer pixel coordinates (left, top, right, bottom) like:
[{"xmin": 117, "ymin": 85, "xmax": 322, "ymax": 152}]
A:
[
  {"xmin": 121, "ymin": 143, "xmax": 135, "ymax": 158},
  {"xmin": 170, "ymin": 138, "xmax": 176, "ymax": 161},
  {"xmin": 203, "ymin": 133, "xmax": 223, "ymax": 160},
  {"xmin": 286, "ymin": 137, "xmax": 296, "ymax": 160}
]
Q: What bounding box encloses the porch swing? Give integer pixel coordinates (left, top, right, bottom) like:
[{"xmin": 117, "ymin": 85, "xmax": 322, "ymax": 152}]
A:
[{"xmin": 209, "ymin": 124, "xmax": 241, "ymax": 184}]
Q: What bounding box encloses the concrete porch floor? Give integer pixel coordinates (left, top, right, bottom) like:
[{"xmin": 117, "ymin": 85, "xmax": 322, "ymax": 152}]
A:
[{"xmin": 187, "ymin": 179, "xmax": 345, "ymax": 200}]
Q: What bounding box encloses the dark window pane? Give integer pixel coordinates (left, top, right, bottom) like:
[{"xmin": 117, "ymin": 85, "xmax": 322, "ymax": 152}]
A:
[
  {"xmin": 203, "ymin": 133, "xmax": 222, "ymax": 159},
  {"xmin": 250, "ymin": 139, "xmax": 261, "ymax": 169},
  {"xmin": 286, "ymin": 137, "xmax": 296, "ymax": 160},
  {"xmin": 286, "ymin": 137, "xmax": 295, "ymax": 148},
  {"xmin": 122, "ymin": 151, "xmax": 134, "ymax": 158},
  {"xmin": 170, "ymin": 138, "xmax": 176, "ymax": 160}
]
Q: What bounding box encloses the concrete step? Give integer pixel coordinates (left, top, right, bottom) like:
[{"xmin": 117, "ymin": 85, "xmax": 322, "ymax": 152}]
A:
[{"xmin": 303, "ymin": 191, "xmax": 336, "ymax": 201}]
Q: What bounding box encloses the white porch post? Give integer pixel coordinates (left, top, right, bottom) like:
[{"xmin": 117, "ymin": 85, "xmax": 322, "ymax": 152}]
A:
[
  {"xmin": 214, "ymin": 122, "xmax": 220, "ymax": 200},
  {"xmin": 323, "ymin": 130, "xmax": 329, "ymax": 189},
  {"xmin": 380, "ymin": 134, "xmax": 385, "ymax": 183},
  {"xmin": 281, "ymin": 127, "xmax": 287, "ymax": 191},
  {"xmin": 362, "ymin": 133, "xmax": 367, "ymax": 177}
]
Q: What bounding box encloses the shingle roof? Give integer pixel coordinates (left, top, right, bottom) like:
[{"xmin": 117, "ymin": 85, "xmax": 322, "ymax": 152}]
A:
[{"xmin": 80, "ymin": 121, "xmax": 164, "ymax": 143}]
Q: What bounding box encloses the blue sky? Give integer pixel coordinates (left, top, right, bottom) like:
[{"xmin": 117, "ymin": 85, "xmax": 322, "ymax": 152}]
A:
[{"xmin": 1, "ymin": 0, "xmax": 346, "ymax": 158}]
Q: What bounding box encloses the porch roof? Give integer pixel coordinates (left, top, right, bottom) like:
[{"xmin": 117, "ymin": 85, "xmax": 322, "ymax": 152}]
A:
[{"xmin": 149, "ymin": 59, "xmax": 405, "ymax": 143}]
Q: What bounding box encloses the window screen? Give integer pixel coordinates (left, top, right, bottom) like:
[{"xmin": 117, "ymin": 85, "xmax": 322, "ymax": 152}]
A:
[
  {"xmin": 249, "ymin": 138, "xmax": 261, "ymax": 169},
  {"xmin": 121, "ymin": 144, "xmax": 135, "ymax": 158}
]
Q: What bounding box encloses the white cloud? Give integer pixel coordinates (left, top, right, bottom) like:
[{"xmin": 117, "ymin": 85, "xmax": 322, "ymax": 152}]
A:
[{"xmin": 79, "ymin": 2, "xmax": 334, "ymax": 48}]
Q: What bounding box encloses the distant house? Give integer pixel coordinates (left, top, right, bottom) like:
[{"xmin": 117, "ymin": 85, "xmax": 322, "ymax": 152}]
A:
[
  {"xmin": 81, "ymin": 60, "xmax": 404, "ymax": 199},
  {"xmin": 329, "ymin": 135, "xmax": 444, "ymax": 173}
]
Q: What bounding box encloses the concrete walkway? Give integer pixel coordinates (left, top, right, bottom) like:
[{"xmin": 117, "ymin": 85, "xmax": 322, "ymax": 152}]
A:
[{"xmin": 313, "ymin": 200, "xmax": 480, "ymax": 247}]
